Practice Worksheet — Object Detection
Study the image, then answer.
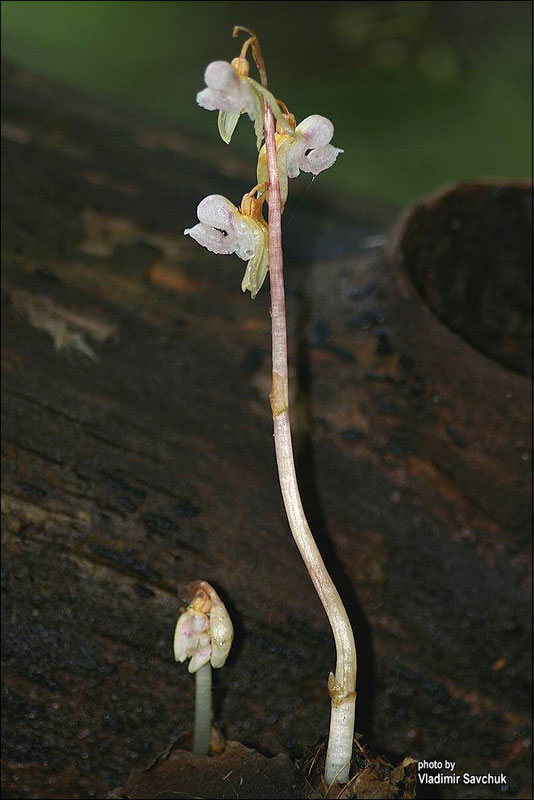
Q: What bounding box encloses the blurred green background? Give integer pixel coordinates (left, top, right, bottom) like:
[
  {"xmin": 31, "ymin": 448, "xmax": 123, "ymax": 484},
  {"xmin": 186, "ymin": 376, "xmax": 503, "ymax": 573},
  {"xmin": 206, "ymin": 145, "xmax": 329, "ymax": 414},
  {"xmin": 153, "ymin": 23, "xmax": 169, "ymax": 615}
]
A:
[{"xmin": 1, "ymin": 0, "xmax": 531, "ymax": 206}]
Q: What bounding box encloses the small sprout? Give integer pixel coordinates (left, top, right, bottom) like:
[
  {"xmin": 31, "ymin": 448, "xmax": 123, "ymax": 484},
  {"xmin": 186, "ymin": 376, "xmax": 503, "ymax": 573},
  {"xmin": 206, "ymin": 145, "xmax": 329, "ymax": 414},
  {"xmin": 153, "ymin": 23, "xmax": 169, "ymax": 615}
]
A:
[{"xmin": 174, "ymin": 581, "xmax": 233, "ymax": 755}]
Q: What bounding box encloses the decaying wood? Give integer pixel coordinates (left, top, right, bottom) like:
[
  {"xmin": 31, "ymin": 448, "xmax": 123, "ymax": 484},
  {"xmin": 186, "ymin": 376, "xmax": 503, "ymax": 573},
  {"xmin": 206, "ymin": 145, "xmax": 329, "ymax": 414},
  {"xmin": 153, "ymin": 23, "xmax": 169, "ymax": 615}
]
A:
[{"xmin": 1, "ymin": 61, "xmax": 531, "ymax": 799}]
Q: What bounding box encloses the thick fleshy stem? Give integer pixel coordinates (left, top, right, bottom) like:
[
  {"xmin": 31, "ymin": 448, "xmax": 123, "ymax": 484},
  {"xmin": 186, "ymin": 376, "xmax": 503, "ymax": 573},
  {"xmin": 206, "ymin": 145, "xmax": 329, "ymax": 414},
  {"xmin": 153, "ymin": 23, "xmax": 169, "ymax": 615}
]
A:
[
  {"xmin": 242, "ymin": 29, "xmax": 358, "ymax": 786},
  {"xmin": 193, "ymin": 661, "xmax": 212, "ymax": 755}
]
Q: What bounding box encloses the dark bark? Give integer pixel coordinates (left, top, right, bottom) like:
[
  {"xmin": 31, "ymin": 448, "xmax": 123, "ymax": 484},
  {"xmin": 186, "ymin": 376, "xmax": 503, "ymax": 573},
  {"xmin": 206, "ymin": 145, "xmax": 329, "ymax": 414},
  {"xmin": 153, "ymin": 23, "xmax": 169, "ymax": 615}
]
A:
[{"xmin": 1, "ymin": 61, "xmax": 531, "ymax": 799}]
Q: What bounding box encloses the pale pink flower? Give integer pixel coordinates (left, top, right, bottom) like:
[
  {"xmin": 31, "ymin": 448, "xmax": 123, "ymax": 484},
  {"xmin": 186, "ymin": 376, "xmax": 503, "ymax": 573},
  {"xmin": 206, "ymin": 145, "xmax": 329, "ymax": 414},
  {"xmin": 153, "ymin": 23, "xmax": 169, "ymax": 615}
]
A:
[
  {"xmin": 196, "ymin": 60, "xmax": 292, "ymax": 148},
  {"xmin": 184, "ymin": 195, "xmax": 269, "ymax": 299},
  {"xmin": 196, "ymin": 61, "xmax": 255, "ymax": 117},
  {"xmin": 257, "ymin": 114, "xmax": 343, "ymax": 207},
  {"xmin": 286, "ymin": 115, "xmax": 343, "ymax": 177}
]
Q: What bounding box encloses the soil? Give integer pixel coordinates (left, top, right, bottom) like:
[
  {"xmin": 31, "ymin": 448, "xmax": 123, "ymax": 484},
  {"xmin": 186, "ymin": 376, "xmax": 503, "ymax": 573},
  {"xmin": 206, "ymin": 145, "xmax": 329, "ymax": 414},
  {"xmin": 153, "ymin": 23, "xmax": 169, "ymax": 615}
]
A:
[{"xmin": 113, "ymin": 735, "xmax": 417, "ymax": 799}]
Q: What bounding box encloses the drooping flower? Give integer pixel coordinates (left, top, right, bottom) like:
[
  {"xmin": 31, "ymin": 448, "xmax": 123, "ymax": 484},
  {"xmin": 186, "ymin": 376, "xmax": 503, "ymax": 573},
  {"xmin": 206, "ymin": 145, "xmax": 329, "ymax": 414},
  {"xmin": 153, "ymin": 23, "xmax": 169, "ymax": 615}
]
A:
[
  {"xmin": 184, "ymin": 194, "xmax": 269, "ymax": 299},
  {"xmin": 196, "ymin": 59, "xmax": 292, "ymax": 149},
  {"xmin": 197, "ymin": 60, "xmax": 254, "ymax": 115},
  {"xmin": 196, "ymin": 60, "xmax": 262, "ymax": 147},
  {"xmin": 286, "ymin": 115, "xmax": 343, "ymax": 178},
  {"xmin": 257, "ymin": 114, "xmax": 343, "ymax": 206}
]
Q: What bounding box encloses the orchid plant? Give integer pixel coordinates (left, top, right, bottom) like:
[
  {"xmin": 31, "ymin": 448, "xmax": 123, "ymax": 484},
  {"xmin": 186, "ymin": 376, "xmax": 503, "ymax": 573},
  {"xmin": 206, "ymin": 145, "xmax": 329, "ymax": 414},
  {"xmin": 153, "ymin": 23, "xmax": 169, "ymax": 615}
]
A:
[{"xmin": 184, "ymin": 28, "xmax": 356, "ymax": 786}]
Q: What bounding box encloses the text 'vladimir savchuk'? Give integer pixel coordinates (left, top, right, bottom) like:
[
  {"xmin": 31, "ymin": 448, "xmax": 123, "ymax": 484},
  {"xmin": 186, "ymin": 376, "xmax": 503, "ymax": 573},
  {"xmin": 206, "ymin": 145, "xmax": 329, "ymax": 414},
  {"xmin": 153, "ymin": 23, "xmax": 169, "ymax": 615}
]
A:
[{"xmin": 418, "ymin": 760, "xmax": 507, "ymax": 786}]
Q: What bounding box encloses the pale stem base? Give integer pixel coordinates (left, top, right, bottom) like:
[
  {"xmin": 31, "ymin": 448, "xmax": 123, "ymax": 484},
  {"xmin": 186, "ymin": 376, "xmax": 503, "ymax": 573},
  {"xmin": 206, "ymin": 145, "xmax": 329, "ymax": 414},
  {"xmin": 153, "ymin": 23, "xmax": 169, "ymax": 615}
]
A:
[
  {"xmin": 193, "ymin": 662, "xmax": 212, "ymax": 755},
  {"xmin": 325, "ymin": 696, "xmax": 356, "ymax": 785},
  {"xmin": 272, "ymin": 411, "xmax": 357, "ymax": 785}
]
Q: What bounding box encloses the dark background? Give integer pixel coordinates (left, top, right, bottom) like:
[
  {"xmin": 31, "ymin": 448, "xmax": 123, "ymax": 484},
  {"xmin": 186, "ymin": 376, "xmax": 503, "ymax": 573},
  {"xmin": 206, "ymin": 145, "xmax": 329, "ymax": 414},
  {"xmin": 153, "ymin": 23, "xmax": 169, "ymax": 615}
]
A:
[{"xmin": 2, "ymin": 0, "xmax": 532, "ymax": 205}]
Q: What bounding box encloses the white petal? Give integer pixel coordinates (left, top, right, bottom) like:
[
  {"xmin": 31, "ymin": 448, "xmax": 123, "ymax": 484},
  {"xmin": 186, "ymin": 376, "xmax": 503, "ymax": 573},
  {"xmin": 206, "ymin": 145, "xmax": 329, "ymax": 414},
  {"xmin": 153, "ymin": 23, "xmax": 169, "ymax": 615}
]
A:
[
  {"xmin": 286, "ymin": 138, "xmax": 308, "ymax": 179},
  {"xmin": 188, "ymin": 635, "xmax": 211, "ymax": 673},
  {"xmin": 232, "ymin": 217, "xmax": 257, "ymax": 262},
  {"xmin": 184, "ymin": 223, "xmax": 235, "ymax": 255},
  {"xmin": 209, "ymin": 599, "xmax": 234, "ymax": 668},
  {"xmin": 198, "ymin": 62, "xmax": 254, "ymax": 120},
  {"xmin": 197, "ymin": 195, "xmax": 255, "ymax": 260},
  {"xmin": 174, "ymin": 611, "xmax": 193, "ymax": 662},
  {"xmin": 238, "ymin": 79, "xmax": 257, "ymax": 120},
  {"xmin": 204, "ymin": 61, "xmax": 241, "ymax": 94},
  {"xmin": 286, "ymin": 116, "xmax": 342, "ymax": 178},
  {"xmin": 295, "ymin": 115, "xmax": 335, "ymax": 148},
  {"xmin": 196, "ymin": 195, "xmax": 239, "ymax": 230},
  {"xmin": 197, "ymin": 88, "xmax": 242, "ymax": 113},
  {"xmin": 300, "ymin": 145, "xmax": 344, "ymax": 175},
  {"xmin": 190, "ymin": 610, "xmax": 209, "ymax": 634},
  {"xmin": 185, "ymin": 195, "xmax": 257, "ymax": 262}
]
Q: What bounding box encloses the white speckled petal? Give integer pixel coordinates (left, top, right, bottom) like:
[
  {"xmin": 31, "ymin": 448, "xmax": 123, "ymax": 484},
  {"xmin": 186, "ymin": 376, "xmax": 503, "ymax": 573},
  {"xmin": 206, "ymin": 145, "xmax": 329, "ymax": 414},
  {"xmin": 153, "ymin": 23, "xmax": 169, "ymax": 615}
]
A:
[
  {"xmin": 184, "ymin": 195, "xmax": 257, "ymax": 264},
  {"xmin": 197, "ymin": 87, "xmax": 242, "ymax": 113},
  {"xmin": 196, "ymin": 195, "xmax": 255, "ymax": 261},
  {"xmin": 190, "ymin": 611, "xmax": 209, "ymax": 634},
  {"xmin": 173, "ymin": 609, "xmax": 209, "ymax": 663},
  {"xmin": 173, "ymin": 611, "xmax": 191, "ymax": 663},
  {"xmin": 286, "ymin": 115, "xmax": 342, "ymax": 178},
  {"xmin": 209, "ymin": 600, "xmax": 234, "ymax": 668},
  {"xmin": 285, "ymin": 138, "xmax": 308, "ymax": 178},
  {"xmin": 184, "ymin": 223, "xmax": 235, "ymax": 255},
  {"xmin": 232, "ymin": 217, "xmax": 257, "ymax": 262},
  {"xmin": 204, "ymin": 61, "xmax": 241, "ymax": 95},
  {"xmin": 295, "ymin": 115, "xmax": 335, "ymax": 148},
  {"xmin": 188, "ymin": 633, "xmax": 211, "ymax": 673},
  {"xmin": 300, "ymin": 144, "xmax": 344, "ymax": 175},
  {"xmin": 197, "ymin": 62, "xmax": 257, "ymax": 129},
  {"xmin": 196, "ymin": 194, "xmax": 235, "ymax": 225}
]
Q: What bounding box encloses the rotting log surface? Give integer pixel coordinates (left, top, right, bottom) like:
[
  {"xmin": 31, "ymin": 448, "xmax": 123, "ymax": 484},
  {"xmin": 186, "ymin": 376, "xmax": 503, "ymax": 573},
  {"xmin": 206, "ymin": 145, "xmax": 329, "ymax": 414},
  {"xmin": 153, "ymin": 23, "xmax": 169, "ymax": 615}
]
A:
[{"xmin": 1, "ymin": 62, "xmax": 532, "ymax": 799}]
